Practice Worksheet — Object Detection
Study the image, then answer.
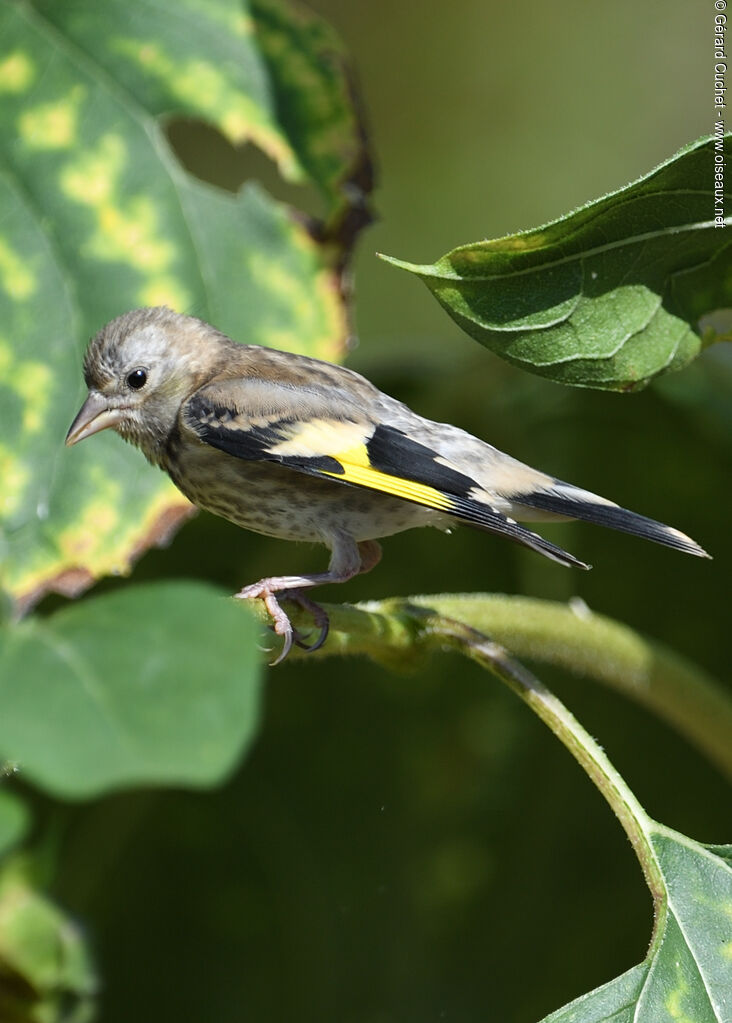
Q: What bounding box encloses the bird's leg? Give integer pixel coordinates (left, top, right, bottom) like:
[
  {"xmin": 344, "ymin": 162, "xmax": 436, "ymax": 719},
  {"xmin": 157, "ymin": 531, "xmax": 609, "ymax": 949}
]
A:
[
  {"xmin": 356, "ymin": 539, "xmax": 382, "ymax": 575},
  {"xmin": 236, "ymin": 533, "xmax": 379, "ymax": 664},
  {"xmin": 290, "ymin": 541, "xmax": 383, "ymax": 654}
]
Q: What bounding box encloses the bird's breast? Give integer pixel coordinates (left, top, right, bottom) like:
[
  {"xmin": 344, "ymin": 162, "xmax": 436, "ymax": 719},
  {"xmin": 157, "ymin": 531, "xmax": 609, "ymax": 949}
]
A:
[{"xmin": 162, "ymin": 434, "xmax": 439, "ymax": 543}]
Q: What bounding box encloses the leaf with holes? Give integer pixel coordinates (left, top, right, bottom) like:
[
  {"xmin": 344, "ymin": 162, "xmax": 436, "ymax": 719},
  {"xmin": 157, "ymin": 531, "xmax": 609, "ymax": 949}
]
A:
[
  {"xmin": 250, "ymin": 0, "xmax": 373, "ymax": 232},
  {"xmin": 0, "ymin": 582, "xmax": 262, "ymax": 798},
  {"xmin": 381, "ymin": 135, "xmax": 732, "ymax": 392},
  {"xmin": 0, "ymin": 0, "xmax": 371, "ymax": 611}
]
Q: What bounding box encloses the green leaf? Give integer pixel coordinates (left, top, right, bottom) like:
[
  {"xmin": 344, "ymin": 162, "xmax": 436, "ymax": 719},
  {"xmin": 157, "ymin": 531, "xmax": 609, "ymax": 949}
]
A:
[
  {"xmin": 540, "ymin": 964, "xmax": 649, "ymax": 1023},
  {"xmin": 381, "ymin": 135, "xmax": 732, "ymax": 392},
  {"xmin": 0, "ymin": 582, "xmax": 262, "ymax": 799},
  {"xmin": 0, "ymin": 0, "xmax": 369, "ymax": 611},
  {"xmin": 0, "ymin": 856, "xmax": 96, "ymax": 1022},
  {"xmin": 0, "ymin": 790, "xmax": 29, "ymax": 859},
  {"xmin": 541, "ymin": 829, "xmax": 732, "ymax": 1023}
]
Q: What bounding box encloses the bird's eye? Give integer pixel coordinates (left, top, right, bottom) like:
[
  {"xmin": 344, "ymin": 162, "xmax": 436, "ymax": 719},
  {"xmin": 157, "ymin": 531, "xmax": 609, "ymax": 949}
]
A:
[{"xmin": 126, "ymin": 369, "xmax": 148, "ymax": 390}]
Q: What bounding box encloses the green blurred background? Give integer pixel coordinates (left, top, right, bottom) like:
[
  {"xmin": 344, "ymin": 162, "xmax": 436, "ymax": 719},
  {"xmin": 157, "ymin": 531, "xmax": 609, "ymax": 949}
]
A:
[{"xmin": 44, "ymin": 1, "xmax": 730, "ymax": 1020}]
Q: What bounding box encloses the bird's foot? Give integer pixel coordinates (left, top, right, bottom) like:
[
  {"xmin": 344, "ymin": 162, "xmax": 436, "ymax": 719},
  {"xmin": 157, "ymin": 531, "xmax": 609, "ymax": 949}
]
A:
[
  {"xmin": 235, "ymin": 581, "xmax": 329, "ymax": 665},
  {"xmin": 236, "ymin": 581, "xmax": 295, "ymax": 664},
  {"xmin": 288, "ymin": 592, "xmax": 330, "ymax": 654}
]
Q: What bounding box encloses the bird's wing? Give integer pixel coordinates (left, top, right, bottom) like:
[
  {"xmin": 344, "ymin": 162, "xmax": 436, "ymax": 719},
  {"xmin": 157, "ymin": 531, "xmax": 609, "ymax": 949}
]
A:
[{"xmin": 181, "ymin": 377, "xmax": 589, "ymax": 569}]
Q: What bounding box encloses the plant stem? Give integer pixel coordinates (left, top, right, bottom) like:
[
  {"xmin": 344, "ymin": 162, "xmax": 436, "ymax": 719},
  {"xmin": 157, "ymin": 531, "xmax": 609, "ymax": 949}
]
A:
[
  {"xmin": 246, "ymin": 593, "xmax": 732, "ymax": 782},
  {"xmin": 414, "ymin": 595, "xmax": 732, "ymax": 783},
  {"xmin": 247, "ymin": 594, "xmax": 674, "ymax": 939},
  {"xmin": 411, "ymin": 611, "xmax": 666, "ymax": 923}
]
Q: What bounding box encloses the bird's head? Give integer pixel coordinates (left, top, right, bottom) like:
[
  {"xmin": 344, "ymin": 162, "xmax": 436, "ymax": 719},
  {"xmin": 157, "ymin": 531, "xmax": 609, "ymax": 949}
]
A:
[{"xmin": 66, "ymin": 306, "xmax": 230, "ymax": 461}]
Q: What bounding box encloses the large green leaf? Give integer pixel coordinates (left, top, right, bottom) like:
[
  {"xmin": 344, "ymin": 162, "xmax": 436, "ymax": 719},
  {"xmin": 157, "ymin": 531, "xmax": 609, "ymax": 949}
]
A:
[
  {"xmin": 541, "ymin": 829, "xmax": 732, "ymax": 1023},
  {"xmin": 0, "ymin": 0, "xmax": 370, "ymax": 611},
  {"xmin": 382, "ymin": 135, "xmax": 732, "ymax": 391},
  {"xmin": 0, "ymin": 582, "xmax": 262, "ymax": 798}
]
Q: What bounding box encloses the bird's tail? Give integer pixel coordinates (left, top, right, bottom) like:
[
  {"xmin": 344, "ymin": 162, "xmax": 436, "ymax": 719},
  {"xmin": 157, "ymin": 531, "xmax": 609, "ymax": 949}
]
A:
[{"xmin": 511, "ymin": 482, "xmax": 710, "ymax": 559}]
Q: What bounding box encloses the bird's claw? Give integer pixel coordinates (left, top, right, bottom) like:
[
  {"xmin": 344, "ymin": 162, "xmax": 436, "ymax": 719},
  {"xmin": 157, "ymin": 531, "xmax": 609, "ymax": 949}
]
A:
[
  {"xmin": 284, "ymin": 590, "xmax": 329, "ymax": 653},
  {"xmin": 235, "ymin": 582, "xmax": 330, "ymax": 664},
  {"xmin": 292, "ymin": 616, "xmax": 330, "ymax": 653},
  {"xmin": 269, "ymin": 625, "xmax": 295, "ymax": 667}
]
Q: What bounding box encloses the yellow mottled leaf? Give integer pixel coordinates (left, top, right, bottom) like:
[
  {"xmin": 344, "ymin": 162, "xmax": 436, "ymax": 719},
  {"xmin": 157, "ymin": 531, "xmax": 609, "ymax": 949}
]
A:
[{"xmin": 0, "ymin": 0, "xmax": 371, "ymax": 611}]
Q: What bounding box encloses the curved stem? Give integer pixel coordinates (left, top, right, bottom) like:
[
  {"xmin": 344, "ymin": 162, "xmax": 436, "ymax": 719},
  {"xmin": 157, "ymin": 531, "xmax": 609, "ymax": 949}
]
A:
[
  {"xmin": 412, "ymin": 611, "xmax": 666, "ymax": 926},
  {"xmin": 246, "ymin": 592, "xmax": 732, "ymax": 782},
  {"xmin": 413, "ymin": 595, "xmax": 732, "ymax": 783},
  {"xmin": 248, "ymin": 594, "xmax": 674, "ymax": 936}
]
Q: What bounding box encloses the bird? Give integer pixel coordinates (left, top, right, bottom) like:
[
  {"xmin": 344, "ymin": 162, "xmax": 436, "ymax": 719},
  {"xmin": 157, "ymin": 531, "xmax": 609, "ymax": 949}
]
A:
[{"xmin": 66, "ymin": 306, "xmax": 709, "ymax": 663}]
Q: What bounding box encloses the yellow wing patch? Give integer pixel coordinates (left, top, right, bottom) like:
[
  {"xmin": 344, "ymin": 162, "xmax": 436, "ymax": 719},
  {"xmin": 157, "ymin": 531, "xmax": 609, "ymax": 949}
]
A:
[
  {"xmin": 270, "ymin": 420, "xmax": 456, "ymax": 512},
  {"xmin": 321, "ymin": 458, "xmax": 455, "ymax": 513},
  {"xmin": 268, "ymin": 420, "xmax": 372, "ymax": 459}
]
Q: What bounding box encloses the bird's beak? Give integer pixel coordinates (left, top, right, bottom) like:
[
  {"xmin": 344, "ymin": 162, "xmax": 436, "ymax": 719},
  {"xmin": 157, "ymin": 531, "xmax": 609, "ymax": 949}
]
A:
[{"xmin": 65, "ymin": 391, "xmax": 125, "ymax": 446}]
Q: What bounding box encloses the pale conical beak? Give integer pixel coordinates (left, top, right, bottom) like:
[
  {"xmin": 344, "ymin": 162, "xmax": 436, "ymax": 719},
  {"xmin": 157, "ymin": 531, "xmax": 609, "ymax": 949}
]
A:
[{"xmin": 65, "ymin": 391, "xmax": 125, "ymax": 446}]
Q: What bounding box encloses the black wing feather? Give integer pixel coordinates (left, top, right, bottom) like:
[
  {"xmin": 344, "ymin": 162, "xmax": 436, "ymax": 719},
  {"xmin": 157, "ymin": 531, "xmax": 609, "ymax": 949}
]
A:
[
  {"xmin": 184, "ymin": 395, "xmax": 346, "ymax": 473},
  {"xmin": 366, "ymin": 425, "xmax": 477, "ymax": 493},
  {"xmin": 515, "ymin": 488, "xmax": 707, "ymax": 558}
]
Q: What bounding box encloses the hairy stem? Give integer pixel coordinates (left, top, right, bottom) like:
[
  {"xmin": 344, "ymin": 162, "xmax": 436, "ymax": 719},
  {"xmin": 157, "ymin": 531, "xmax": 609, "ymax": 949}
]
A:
[
  {"xmin": 249, "ymin": 593, "xmax": 676, "ymax": 930},
  {"xmin": 247, "ymin": 592, "xmax": 732, "ymax": 782},
  {"xmin": 411, "ymin": 611, "xmax": 666, "ymax": 921}
]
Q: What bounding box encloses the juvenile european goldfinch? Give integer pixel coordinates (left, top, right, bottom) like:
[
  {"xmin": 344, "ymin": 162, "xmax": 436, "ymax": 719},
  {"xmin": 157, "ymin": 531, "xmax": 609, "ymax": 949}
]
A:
[{"xmin": 66, "ymin": 307, "xmax": 708, "ymax": 661}]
